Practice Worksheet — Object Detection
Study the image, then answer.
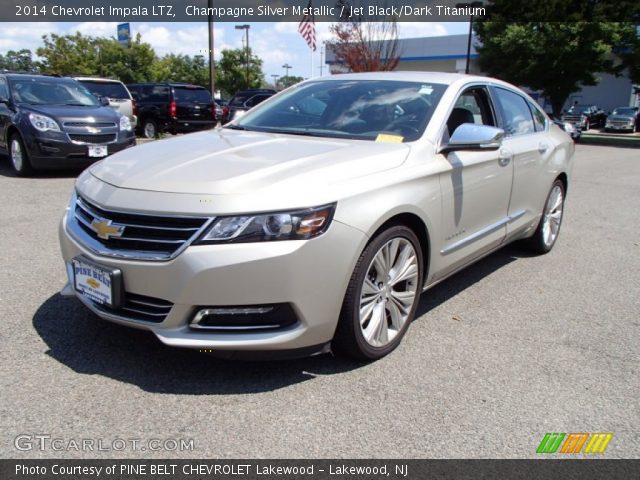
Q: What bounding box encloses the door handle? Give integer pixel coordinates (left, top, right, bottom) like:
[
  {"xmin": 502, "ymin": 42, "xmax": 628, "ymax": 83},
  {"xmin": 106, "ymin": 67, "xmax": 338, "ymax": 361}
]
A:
[
  {"xmin": 498, "ymin": 148, "xmax": 513, "ymax": 167},
  {"xmin": 538, "ymin": 142, "xmax": 549, "ymax": 154}
]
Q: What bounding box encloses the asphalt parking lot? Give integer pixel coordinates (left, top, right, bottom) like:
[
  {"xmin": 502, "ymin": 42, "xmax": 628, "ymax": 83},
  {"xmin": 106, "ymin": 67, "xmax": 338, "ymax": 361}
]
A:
[{"xmin": 0, "ymin": 144, "xmax": 638, "ymax": 459}]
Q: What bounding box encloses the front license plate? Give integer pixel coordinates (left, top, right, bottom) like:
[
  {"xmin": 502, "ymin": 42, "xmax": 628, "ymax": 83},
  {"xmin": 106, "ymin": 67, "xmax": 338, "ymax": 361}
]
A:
[
  {"xmin": 72, "ymin": 257, "xmax": 117, "ymax": 307},
  {"xmin": 88, "ymin": 145, "xmax": 108, "ymax": 157}
]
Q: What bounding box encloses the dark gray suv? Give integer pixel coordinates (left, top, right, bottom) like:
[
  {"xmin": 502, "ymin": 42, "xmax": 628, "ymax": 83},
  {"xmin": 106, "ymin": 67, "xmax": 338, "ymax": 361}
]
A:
[{"xmin": 0, "ymin": 73, "xmax": 136, "ymax": 176}]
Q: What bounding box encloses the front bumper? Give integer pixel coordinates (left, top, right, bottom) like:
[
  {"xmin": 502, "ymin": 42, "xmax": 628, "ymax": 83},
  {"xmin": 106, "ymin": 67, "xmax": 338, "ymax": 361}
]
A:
[
  {"xmin": 166, "ymin": 119, "xmax": 216, "ymax": 133},
  {"xmin": 26, "ymin": 130, "xmax": 136, "ymax": 169},
  {"xmin": 59, "ymin": 210, "xmax": 366, "ymax": 355}
]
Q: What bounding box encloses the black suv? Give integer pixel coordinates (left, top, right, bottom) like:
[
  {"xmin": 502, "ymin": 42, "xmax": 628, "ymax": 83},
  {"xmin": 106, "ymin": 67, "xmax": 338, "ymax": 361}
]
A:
[
  {"xmin": 0, "ymin": 73, "xmax": 136, "ymax": 175},
  {"xmin": 222, "ymin": 89, "xmax": 276, "ymax": 124},
  {"xmin": 126, "ymin": 83, "xmax": 216, "ymax": 138}
]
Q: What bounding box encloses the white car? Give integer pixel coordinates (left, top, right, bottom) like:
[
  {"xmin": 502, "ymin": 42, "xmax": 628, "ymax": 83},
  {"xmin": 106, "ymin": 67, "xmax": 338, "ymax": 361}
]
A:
[{"xmin": 59, "ymin": 72, "xmax": 574, "ymax": 360}]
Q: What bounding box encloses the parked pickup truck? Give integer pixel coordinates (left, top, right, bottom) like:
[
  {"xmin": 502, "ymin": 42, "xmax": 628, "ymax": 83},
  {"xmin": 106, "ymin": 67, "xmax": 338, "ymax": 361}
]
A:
[{"xmin": 562, "ymin": 104, "xmax": 606, "ymax": 131}]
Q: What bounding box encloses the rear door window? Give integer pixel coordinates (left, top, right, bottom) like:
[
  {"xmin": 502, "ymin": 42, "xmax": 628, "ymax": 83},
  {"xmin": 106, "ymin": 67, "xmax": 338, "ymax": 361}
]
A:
[
  {"xmin": 173, "ymin": 87, "xmax": 211, "ymax": 103},
  {"xmin": 78, "ymin": 81, "xmax": 130, "ymax": 99},
  {"xmin": 493, "ymin": 87, "xmax": 535, "ymax": 136}
]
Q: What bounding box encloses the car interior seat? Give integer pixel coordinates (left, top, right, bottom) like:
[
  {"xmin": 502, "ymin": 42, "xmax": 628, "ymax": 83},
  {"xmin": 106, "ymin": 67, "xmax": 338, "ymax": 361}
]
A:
[{"xmin": 447, "ymin": 107, "xmax": 475, "ymax": 137}]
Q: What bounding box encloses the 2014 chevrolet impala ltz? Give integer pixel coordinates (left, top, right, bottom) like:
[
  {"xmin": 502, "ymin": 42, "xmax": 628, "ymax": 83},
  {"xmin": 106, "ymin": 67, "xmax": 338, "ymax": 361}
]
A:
[{"xmin": 59, "ymin": 72, "xmax": 574, "ymax": 360}]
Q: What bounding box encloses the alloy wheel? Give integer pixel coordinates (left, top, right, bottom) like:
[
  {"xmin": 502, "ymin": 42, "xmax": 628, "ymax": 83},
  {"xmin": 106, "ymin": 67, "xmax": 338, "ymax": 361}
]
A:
[
  {"xmin": 542, "ymin": 184, "xmax": 564, "ymax": 248},
  {"xmin": 11, "ymin": 138, "xmax": 24, "ymax": 172},
  {"xmin": 359, "ymin": 237, "xmax": 419, "ymax": 347},
  {"xmin": 144, "ymin": 122, "xmax": 156, "ymax": 138}
]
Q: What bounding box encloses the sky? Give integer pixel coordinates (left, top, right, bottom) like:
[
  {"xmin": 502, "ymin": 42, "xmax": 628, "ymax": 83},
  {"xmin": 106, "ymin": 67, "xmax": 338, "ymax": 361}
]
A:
[{"xmin": 0, "ymin": 21, "xmax": 468, "ymax": 81}]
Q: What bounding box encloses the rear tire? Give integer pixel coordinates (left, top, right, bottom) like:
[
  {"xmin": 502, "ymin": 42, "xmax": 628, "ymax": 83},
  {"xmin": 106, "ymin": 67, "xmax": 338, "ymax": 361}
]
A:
[
  {"xmin": 9, "ymin": 133, "xmax": 32, "ymax": 176},
  {"xmin": 142, "ymin": 118, "xmax": 159, "ymax": 139},
  {"xmin": 333, "ymin": 225, "xmax": 423, "ymax": 360},
  {"xmin": 526, "ymin": 179, "xmax": 565, "ymax": 254}
]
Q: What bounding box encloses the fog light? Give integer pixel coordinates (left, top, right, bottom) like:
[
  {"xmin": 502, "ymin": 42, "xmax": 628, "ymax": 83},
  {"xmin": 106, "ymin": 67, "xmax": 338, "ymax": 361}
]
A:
[{"xmin": 190, "ymin": 303, "xmax": 298, "ymax": 331}]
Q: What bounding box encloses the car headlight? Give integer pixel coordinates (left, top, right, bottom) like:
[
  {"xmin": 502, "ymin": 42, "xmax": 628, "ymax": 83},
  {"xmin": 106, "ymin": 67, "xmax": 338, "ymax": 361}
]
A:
[
  {"xmin": 119, "ymin": 115, "xmax": 132, "ymax": 132},
  {"xmin": 196, "ymin": 204, "xmax": 336, "ymax": 244},
  {"xmin": 28, "ymin": 113, "xmax": 60, "ymax": 132},
  {"xmin": 563, "ymin": 122, "xmax": 576, "ymax": 133}
]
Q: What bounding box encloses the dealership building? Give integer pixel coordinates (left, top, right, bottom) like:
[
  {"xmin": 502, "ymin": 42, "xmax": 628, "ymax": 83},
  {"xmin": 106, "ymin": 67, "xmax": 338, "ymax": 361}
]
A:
[{"xmin": 325, "ymin": 34, "xmax": 638, "ymax": 113}]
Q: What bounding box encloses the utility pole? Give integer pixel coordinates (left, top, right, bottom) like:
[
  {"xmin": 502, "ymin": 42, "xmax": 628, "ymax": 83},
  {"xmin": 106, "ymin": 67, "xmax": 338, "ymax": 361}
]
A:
[
  {"xmin": 318, "ymin": 45, "xmax": 324, "ymax": 77},
  {"xmin": 282, "ymin": 63, "xmax": 292, "ymax": 79},
  {"xmin": 271, "ymin": 74, "xmax": 280, "ymax": 90},
  {"xmin": 207, "ymin": 0, "xmax": 215, "ymax": 96},
  {"xmin": 455, "ymin": 1, "xmax": 483, "ymax": 74},
  {"xmin": 235, "ymin": 24, "xmax": 250, "ymax": 89}
]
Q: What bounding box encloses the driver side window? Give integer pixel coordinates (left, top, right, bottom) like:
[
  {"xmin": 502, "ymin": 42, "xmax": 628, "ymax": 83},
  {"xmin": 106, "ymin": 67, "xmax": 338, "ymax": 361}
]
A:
[{"xmin": 446, "ymin": 87, "xmax": 495, "ymax": 138}]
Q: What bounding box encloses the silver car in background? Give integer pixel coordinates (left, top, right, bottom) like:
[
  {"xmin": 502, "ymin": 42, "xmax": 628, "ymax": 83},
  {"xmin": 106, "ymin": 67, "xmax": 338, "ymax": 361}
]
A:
[
  {"xmin": 72, "ymin": 77, "xmax": 137, "ymax": 128},
  {"xmin": 59, "ymin": 72, "xmax": 574, "ymax": 360}
]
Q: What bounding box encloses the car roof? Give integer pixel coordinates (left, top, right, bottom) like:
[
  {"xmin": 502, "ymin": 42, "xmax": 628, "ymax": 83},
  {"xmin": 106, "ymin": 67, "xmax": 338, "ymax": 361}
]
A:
[
  {"xmin": 72, "ymin": 76, "xmax": 124, "ymax": 84},
  {"xmin": 3, "ymin": 73, "xmax": 70, "ymax": 81},
  {"xmin": 127, "ymin": 82, "xmax": 206, "ymax": 88}
]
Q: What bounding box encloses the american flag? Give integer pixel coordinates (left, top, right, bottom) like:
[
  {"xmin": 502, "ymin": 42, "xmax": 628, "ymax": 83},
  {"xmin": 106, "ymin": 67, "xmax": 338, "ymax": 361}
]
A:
[{"xmin": 298, "ymin": 0, "xmax": 316, "ymax": 51}]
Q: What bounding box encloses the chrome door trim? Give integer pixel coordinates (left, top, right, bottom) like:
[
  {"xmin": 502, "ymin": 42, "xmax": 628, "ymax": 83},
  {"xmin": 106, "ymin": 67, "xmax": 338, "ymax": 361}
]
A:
[{"xmin": 440, "ymin": 210, "xmax": 526, "ymax": 255}]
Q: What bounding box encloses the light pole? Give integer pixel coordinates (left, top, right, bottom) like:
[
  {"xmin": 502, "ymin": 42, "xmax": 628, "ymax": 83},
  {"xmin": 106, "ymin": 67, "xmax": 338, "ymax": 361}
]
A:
[
  {"xmin": 207, "ymin": 0, "xmax": 215, "ymax": 96},
  {"xmin": 271, "ymin": 74, "xmax": 280, "ymax": 90},
  {"xmin": 282, "ymin": 63, "xmax": 292, "ymax": 80},
  {"xmin": 456, "ymin": 2, "xmax": 484, "ymax": 74},
  {"xmin": 235, "ymin": 24, "xmax": 250, "ymax": 89}
]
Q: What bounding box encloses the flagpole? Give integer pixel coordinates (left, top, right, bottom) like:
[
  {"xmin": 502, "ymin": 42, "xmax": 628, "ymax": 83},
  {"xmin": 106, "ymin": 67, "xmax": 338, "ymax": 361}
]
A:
[{"xmin": 311, "ymin": 47, "xmax": 315, "ymax": 78}]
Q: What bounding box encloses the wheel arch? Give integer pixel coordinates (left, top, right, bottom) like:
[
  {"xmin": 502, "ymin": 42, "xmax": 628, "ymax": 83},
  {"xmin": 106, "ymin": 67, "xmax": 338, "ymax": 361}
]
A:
[
  {"xmin": 556, "ymin": 172, "xmax": 568, "ymax": 195},
  {"xmin": 367, "ymin": 211, "xmax": 431, "ymax": 288},
  {"xmin": 6, "ymin": 124, "xmax": 20, "ymax": 145}
]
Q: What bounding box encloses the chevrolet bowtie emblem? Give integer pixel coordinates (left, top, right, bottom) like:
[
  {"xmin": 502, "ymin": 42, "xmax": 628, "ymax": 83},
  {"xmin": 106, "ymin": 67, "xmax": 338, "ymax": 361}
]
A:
[
  {"xmin": 90, "ymin": 218, "xmax": 125, "ymax": 240},
  {"xmin": 87, "ymin": 127, "xmax": 101, "ymax": 134}
]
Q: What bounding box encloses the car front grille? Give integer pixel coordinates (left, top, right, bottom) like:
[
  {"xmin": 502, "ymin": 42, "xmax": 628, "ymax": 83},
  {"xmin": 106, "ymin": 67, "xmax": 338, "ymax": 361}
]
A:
[
  {"xmin": 64, "ymin": 122, "xmax": 117, "ymax": 128},
  {"xmin": 88, "ymin": 292, "xmax": 173, "ymax": 323},
  {"xmin": 68, "ymin": 134, "xmax": 117, "ymax": 144},
  {"xmin": 68, "ymin": 193, "xmax": 213, "ymax": 261}
]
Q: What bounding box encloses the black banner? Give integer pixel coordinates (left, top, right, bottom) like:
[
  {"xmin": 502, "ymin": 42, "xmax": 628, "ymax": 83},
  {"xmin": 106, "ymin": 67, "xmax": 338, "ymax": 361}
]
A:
[
  {"xmin": 2, "ymin": 460, "xmax": 640, "ymax": 480},
  {"xmin": 2, "ymin": 0, "xmax": 638, "ymax": 22}
]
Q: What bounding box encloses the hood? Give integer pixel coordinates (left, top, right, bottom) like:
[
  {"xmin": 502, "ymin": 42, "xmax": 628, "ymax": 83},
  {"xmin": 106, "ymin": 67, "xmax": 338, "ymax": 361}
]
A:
[
  {"xmin": 89, "ymin": 128, "xmax": 411, "ymax": 196},
  {"xmin": 23, "ymin": 104, "xmax": 120, "ymax": 124},
  {"xmin": 608, "ymin": 114, "xmax": 635, "ymax": 122}
]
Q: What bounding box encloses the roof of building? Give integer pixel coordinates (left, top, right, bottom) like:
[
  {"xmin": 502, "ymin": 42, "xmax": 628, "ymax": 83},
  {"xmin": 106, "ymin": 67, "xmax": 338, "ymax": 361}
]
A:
[{"xmin": 326, "ymin": 34, "xmax": 479, "ymax": 64}]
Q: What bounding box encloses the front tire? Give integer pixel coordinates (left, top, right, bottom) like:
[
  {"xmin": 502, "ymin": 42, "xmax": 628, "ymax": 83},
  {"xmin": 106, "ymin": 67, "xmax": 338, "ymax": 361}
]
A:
[
  {"xmin": 333, "ymin": 225, "xmax": 423, "ymax": 360},
  {"xmin": 9, "ymin": 133, "xmax": 32, "ymax": 176},
  {"xmin": 526, "ymin": 179, "xmax": 565, "ymax": 254}
]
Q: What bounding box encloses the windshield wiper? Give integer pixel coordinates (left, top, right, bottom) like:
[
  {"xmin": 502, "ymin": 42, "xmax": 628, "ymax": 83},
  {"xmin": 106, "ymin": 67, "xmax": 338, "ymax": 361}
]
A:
[{"xmin": 224, "ymin": 124, "xmax": 249, "ymax": 130}]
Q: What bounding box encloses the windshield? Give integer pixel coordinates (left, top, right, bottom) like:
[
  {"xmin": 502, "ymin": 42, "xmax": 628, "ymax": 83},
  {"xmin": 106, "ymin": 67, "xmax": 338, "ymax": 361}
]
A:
[
  {"xmin": 173, "ymin": 87, "xmax": 212, "ymax": 103},
  {"xmin": 612, "ymin": 107, "xmax": 637, "ymax": 116},
  {"xmin": 78, "ymin": 80, "xmax": 130, "ymax": 99},
  {"xmin": 231, "ymin": 80, "xmax": 447, "ymax": 142},
  {"xmin": 10, "ymin": 79, "xmax": 99, "ymax": 106},
  {"xmin": 568, "ymin": 105, "xmax": 590, "ymax": 114}
]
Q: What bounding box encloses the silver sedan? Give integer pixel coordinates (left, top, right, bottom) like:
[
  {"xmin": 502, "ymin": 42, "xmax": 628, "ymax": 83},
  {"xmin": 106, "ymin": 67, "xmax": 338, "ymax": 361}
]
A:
[{"xmin": 59, "ymin": 72, "xmax": 574, "ymax": 360}]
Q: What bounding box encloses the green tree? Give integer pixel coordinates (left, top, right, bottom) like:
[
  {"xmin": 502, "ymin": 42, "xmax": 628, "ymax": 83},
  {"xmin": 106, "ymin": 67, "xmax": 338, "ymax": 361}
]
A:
[
  {"xmin": 36, "ymin": 32, "xmax": 156, "ymax": 82},
  {"xmin": 37, "ymin": 32, "xmax": 100, "ymax": 75},
  {"xmin": 0, "ymin": 49, "xmax": 40, "ymax": 72},
  {"xmin": 215, "ymin": 48, "xmax": 263, "ymax": 97},
  {"xmin": 97, "ymin": 34, "xmax": 156, "ymax": 83},
  {"xmin": 279, "ymin": 75, "xmax": 304, "ymax": 89},
  {"xmin": 152, "ymin": 53, "xmax": 209, "ymax": 86},
  {"xmin": 474, "ymin": 1, "xmax": 637, "ymax": 116}
]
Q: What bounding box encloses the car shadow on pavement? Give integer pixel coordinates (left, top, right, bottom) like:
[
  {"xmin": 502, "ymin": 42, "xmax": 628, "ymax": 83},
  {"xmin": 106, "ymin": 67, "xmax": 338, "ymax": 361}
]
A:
[
  {"xmin": 32, "ymin": 294, "xmax": 367, "ymax": 395},
  {"xmin": 33, "ymin": 244, "xmax": 529, "ymax": 395},
  {"xmin": 413, "ymin": 243, "xmax": 530, "ymax": 319}
]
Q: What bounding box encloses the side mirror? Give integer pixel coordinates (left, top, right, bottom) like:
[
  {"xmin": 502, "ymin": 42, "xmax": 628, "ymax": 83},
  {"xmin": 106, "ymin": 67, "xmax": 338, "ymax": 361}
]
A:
[
  {"xmin": 99, "ymin": 96, "xmax": 110, "ymax": 106},
  {"xmin": 440, "ymin": 124, "xmax": 505, "ymax": 153}
]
